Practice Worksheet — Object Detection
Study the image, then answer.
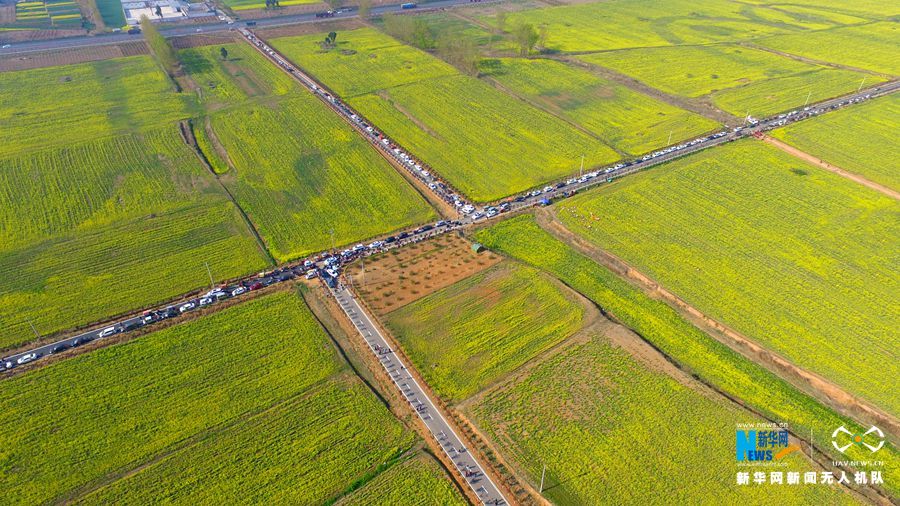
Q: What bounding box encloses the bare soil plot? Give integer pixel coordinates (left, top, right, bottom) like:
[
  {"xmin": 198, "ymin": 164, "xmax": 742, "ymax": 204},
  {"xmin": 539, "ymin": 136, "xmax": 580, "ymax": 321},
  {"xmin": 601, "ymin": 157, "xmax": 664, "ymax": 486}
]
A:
[
  {"xmin": 170, "ymin": 32, "xmax": 238, "ymax": 49},
  {"xmin": 348, "ymin": 234, "xmax": 502, "ymax": 315},
  {"xmin": 0, "ymin": 42, "xmax": 147, "ymax": 71}
]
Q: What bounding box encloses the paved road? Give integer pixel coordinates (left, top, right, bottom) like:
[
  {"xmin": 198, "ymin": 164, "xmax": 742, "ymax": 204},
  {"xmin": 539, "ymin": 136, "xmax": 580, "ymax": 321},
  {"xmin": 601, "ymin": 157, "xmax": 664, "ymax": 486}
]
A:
[
  {"xmin": 244, "ymin": 23, "xmax": 899, "ymax": 217},
  {"xmin": 330, "ymin": 284, "xmax": 508, "ymax": 505},
  {"xmin": 3, "ymin": 34, "xmax": 896, "ymax": 372},
  {"xmin": 0, "ymin": 0, "xmax": 492, "ymax": 55}
]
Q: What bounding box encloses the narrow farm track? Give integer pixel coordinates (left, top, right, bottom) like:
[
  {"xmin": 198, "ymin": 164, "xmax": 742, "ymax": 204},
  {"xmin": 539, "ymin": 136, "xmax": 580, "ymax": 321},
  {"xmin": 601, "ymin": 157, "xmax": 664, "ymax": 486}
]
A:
[
  {"xmin": 482, "ymin": 74, "xmax": 628, "ymax": 156},
  {"xmin": 762, "ymin": 135, "xmax": 900, "ymax": 200},
  {"xmin": 535, "ymin": 209, "xmax": 900, "ymax": 438},
  {"xmin": 179, "ymin": 120, "xmax": 278, "ymax": 265},
  {"xmin": 3, "ymin": 31, "xmax": 897, "ymax": 377},
  {"xmin": 557, "ymin": 55, "xmax": 740, "ymax": 125},
  {"xmin": 525, "ymin": 215, "xmax": 892, "ymax": 506},
  {"xmin": 744, "ymin": 41, "xmax": 892, "ymax": 79}
]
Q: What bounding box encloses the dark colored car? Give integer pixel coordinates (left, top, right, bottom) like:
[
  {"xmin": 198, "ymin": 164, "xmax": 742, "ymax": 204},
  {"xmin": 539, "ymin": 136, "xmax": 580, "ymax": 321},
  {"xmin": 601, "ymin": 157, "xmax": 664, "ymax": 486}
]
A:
[
  {"xmin": 50, "ymin": 344, "xmax": 68, "ymax": 354},
  {"xmin": 248, "ymin": 281, "xmax": 264, "ymax": 291}
]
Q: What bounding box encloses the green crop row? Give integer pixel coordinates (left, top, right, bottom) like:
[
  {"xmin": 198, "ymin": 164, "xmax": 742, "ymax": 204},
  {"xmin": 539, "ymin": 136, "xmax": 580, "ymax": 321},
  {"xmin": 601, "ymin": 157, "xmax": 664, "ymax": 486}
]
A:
[
  {"xmin": 385, "ymin": 263, "xmax": 585, "ymax": 401},
  {"xmin": 758, "ymin": 21, "xmax": 900, "ymax": 75},
  {"xmin": 336, "ymin": 452, "xmax": 466, "ymax": 506},
  {"xmin": 484, "ymin": 57, "xmax": 719, "ymax": 155},
  {"xmin": 579, "ymin": 44, "xmax": 879, "ymax": 116},
  {"xmin": 772, "ymin": 94, "xmax": 899, "ymax": 190},
  {"xmin": 470, "ymin": 333, "xmax": 856, "ymax": 505},
  {"xmin": 474, "ymin": 214, "xmax": 899, "ymax": 498},
  {"xmin": 78, "ymin": 377, "xmax": 415, "ymax": 505},
  {"xmin": 180, "ymin": 43, "xmax": 298, "ymax": 107},
  {"xmin": 271, "ymin": 28, "xmax": 458, "ymax": 98},
  {"xmin": 556, "ymin": 140, "xmax": 899, "ymax": 415},
  {"xmin": 0, "ymin": 55, "xmax": 195, "ymax": 158},
  {"xmin": 0, "ymin": 128, "xmax": 268, "ymax": 350},
  {"xmin": 207, "ymin": 96, "xmax": 437, "ymax": 262},
  {"xmin": 0, "ymin": 292, "xmax": 348, "ymax": 504},
  {"xmin": 479, "ymin": 0, "xmax": 863, "ymax": 53}
]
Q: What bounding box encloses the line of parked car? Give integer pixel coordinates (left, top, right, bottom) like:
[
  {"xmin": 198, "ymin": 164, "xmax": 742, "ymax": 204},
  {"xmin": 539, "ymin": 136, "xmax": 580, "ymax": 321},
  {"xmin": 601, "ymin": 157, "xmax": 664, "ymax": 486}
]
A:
[{"xmin": 239, "ymin": 28, "xmax": 475, "ymax": 217}]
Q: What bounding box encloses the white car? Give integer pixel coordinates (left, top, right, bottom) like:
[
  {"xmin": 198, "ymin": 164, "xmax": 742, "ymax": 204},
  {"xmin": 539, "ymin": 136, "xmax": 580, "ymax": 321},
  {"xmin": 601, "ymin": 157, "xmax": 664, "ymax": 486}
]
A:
[
  {"xmin": 1, "ymin": 44, "xmax": 11, "ymax": 49},
  {"xmin": 99, "ymin": 326, "xmax": 117, "ymax": 337},
  {"xmin": 199, "ymin": 297, "xmax": 213, "ymax": 306},
  {"xmin": 179, "ymin": 302, "xmax": 196, "ymax": 313},
  {"xmin": 231, "ymin": 286, "xmax": 247, "ymax": 296},
  {"xmin": 17, "ymin": 353, "xmax": 37, "ymax": 365},
  {"xmin": 305, "ymin": 269, "xmax": 317, "ymax": 279}
]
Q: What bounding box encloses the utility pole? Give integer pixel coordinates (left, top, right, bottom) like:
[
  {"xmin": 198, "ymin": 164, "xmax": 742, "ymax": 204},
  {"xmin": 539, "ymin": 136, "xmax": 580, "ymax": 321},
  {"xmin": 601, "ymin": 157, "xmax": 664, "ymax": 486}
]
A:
[
  {"xmin": 857, "ymin": 76, "xmax": 866, "ymax": 93},
  {"xmin": 205, "ymin": 261, "xmax": 214, "ymax": 290},
  {"xmin": 667, "ymin": 130, "xmax": 673, "ymax": 146},
  {"xmin": 803, "ymin": 90, "xmax": 812, "ymax": 107},
  {"xmin": 27, "ymin": 320, "xmax": 40, "ymax": 340},
  {"xmin": 539, "ymin": 464, "xmax": 546, "ymax": 494}
]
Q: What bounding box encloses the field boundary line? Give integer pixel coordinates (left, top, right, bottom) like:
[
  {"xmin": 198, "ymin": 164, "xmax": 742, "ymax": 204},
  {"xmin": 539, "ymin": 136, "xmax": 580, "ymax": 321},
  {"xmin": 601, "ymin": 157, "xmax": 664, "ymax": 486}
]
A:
[
  {"xmin": 535, "ymin": 209, "xmax": 900, "ymax": 437},
  {"xmin": 313, "ymin": 283, "xmax": 487, "ymax": 506},
  {"xmin": 179, "ymin": 119, "xmax": 277, "ymax": 266},
  {"xmin": 480, "ymin": 73, "xmax": 627, "ymax": 156},
  {"xmin": 743, "ymin": 40, "xmax": 894, "ymax": 79},
  {"xmin": 329, "ymin": 283, "xmax": 514, "ymax": 505},
  {"xmin": 761, "ymin": 135, "xmax": 900, "ymax": 200},
  {"xmin": 518, "ymin": 213, "xmax": 890, "ymax": 505},
  {"xmin": 558, "ymin": 54, "xmax": 740, "ymax": 125}
]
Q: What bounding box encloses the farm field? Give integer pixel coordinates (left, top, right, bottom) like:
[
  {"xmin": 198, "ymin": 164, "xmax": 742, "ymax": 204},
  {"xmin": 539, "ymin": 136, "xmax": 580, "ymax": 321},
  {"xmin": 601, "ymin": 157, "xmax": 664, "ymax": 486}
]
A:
[
  {"xmin": 0, "ymin": 128, "xmax": 268, "ymax": 350},
  {"xmin": 469, "ymin": 334, "xmax": 855, "ymax": 505},
  {"xmin": 373, "ymin": 11, "xmax": 516, "ymax": 54},
  {"xmin": 771, "ymin": 93, "xmax": 900, "ymax": 190},
  {"xmin": 385, "ymin": 262, "xmax": 585, "ymax": 401},
  {"xmin": 220, "ymin": 0, "xmax": 318, "ymax": 11},
  {"xmin": 578, "ymin": 45, "xmax": 879, "ymax": 116},
  {"xmin": 554, "ymin": 140, "xmax": 899, "ymax": 415},
  {"xmin": 336, "ymin": 452, "xmax": 466, "ymax": 506},
  {"xmin": 272, "ymin": 28, "xmax": 458, "ymax": 98},
  {"xmin": 207, "ymin": 96, "xmax": 436, "ymax": 262},
  {"xmin": 274, "ymin": 28, "xmax": 619, "ymax": 202},
  {"xmin": 94, "ymin": 0, "xmax": 124, "ymax": 27},
  {"xmin": 0, "ymin": 55, "xmax": 194, "ymax": 157},
  {"xmin": 739, "ymin": 0, "xmax": 898, "ymax": 19},
  {"xmin": 0, "ymin": 291, "xmax": 416, "ymax": 505},
  {"xmin": 482, "ymin": 0, "xmax": 853, "ymax": 53},
  {"xmin": 474, "ymin": 215, "xmax": 900, "ymax": 497},
  {"xmin": 757, "ymin": 21, "xmax": 900, "ymax": 75},
  {"xmin": 348, "ymin": 233, "xmax": 503, "ymax": 315},
  {"xmin": 485, "ymin": 58, "xmax": 719, "ymax": 155},
  {"xmin": 13, "ymin": 0, "xmax": 82, "ymax": 28},
  {"xmin": 179, "ymin": 42, "xmax": 436, "ymax": 262},
  {"xmin": 180, "ymin": 42, "xmax": 298, "ymax": 107}
]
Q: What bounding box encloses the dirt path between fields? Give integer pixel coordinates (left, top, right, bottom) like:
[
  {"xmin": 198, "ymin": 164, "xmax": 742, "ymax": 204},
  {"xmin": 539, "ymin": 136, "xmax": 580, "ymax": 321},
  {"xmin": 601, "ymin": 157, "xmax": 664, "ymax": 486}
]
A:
[
  {"xmin": 762, "ymin": 135, "xmax": 900, "ymax": 200},
  {"xmin": 744, "ymin": 41, "xmax": 892, "ymax": 79},
  {"xmin": 454, "ymin": 269, "xmax": 882, "ymax": 505},
  {"xmin": 534, "ymin": 209, "xmax": 900, "ymax": 438},
  {"xmin": 179, "ymin": 120, "xmax": 276, "ymax": 266},
  {"xmin": 557, "ymin": 55, "xmax": 739, "ymax": 126}
]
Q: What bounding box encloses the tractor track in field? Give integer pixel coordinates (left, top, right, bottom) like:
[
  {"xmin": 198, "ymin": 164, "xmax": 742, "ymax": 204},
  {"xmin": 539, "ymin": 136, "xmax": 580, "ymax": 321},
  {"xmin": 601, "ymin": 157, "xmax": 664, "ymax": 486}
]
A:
[
  {"xmin": 762, "ymin": 135, "xmax": 900, "ymax": 200},
  {"xmin": 179, "ymin": 120, "xmax": 277, "ymax": 266},
  {"xmin": 534, "ymin": 208, "xmax": 900, "ymax": 438}
]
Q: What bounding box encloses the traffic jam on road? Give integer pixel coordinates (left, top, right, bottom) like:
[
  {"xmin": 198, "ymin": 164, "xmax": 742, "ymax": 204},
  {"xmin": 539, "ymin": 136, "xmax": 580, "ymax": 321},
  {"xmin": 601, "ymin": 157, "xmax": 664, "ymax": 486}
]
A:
[
  {"xmin": 0, "ymin": 222, "xmax": 460, "ymax": 372},
  {"xmin": 3, "ymin": 37, "xmax": 895, "ymax": 374}
]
